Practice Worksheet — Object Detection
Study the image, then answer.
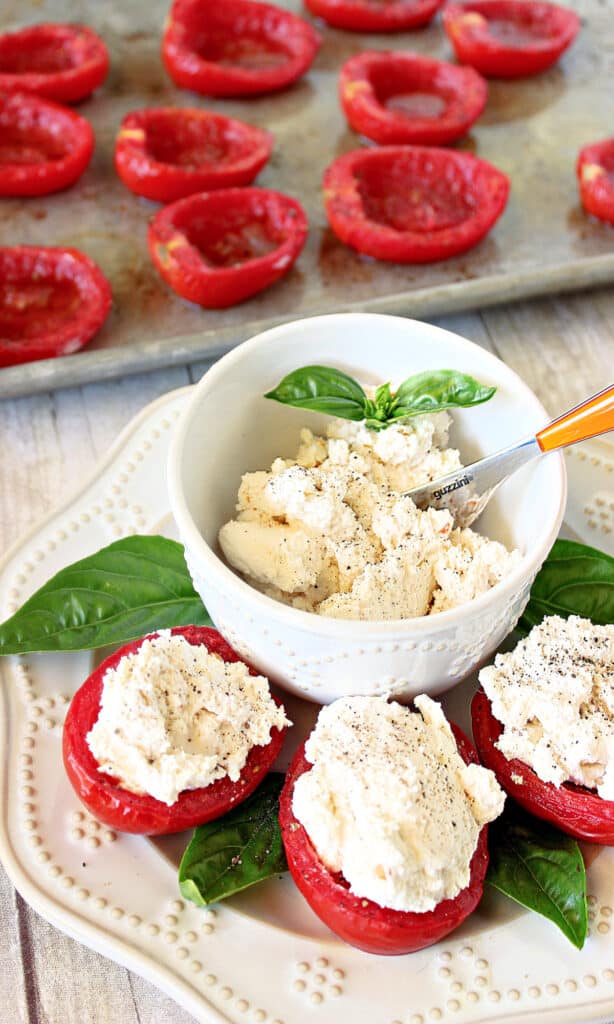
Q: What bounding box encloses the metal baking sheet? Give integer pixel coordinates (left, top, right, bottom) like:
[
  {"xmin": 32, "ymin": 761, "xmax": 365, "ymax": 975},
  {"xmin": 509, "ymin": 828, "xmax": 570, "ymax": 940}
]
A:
[{"xmin": 1, "ymin": 0, "xmax": 613, "ymax": 398}]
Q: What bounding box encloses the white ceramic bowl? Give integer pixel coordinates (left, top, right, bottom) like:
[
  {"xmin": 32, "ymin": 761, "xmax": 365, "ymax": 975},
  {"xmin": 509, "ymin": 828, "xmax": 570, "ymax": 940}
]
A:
[{"xmin": 168, "ymin": 313, "xmax": 566, "ymax": 704}]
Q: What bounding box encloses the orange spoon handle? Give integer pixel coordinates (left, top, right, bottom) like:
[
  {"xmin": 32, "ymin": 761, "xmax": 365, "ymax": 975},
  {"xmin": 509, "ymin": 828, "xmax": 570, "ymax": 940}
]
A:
[{"xmin": 536, "ymin": 384, "xmax": 614, "ymax": 452}]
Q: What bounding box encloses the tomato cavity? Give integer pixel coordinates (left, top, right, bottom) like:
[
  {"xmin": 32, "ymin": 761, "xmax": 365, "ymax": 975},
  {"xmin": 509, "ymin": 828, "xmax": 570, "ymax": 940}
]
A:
[
  {"xmin": 487, "ymin": 16, "xmax": 552, "ymax": 46},
  {"xmin": 385, "ymin": 92, "xmax": 447, "ymax": 119},
  {"xmin": 0, "ymin": 24, "xmax": 109, "ymax": 101},
  {"xmin": 0, "ymin": 38, "xmax": 75, "ymax": 75},
  {"xmin": 443, "ymin": 1, "xmax": 580, "ymax": 78},
  {"xmin": 163, "ymin": 0, "xmax": 320, "ymax": 96},
  {"xmin": 0, "ymin": 103, "xmax": 72, "ymax": 166},
  {"xmin": 148, "ymin": 188, "xmax": 308, "ymax": 307},
  {"xmin": 324, "ymin": 146, "xmax": 507, "ymax": 263},
  {"xmin": 0, "ymin": 246, "xmax": 111, "ymax": 367},
  {"xmin": 340, "ymin": 52, "xmax": 487, "ymax": 146},
  {"xmin": 0, "ymin": 279, "xmax": 80, "ymax": 340},
  {"xmin": 194, "ymin": 32, "xmax": 290, "ymax": 72},
  {"xmin": 357, "ymin": 156, "xmax": 474, "ymax": 233}
]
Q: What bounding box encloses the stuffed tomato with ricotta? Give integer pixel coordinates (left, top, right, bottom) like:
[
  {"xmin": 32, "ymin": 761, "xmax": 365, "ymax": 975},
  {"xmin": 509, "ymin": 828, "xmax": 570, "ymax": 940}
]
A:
[
  {"xmin": 280, "ymin": 696, "xmax": 504, "ymax": 954},
  {"xmin": 472, "ymin": 615, "xmax": 614, "ymax": 844},
  {"xmin": 472, "ymin": 688, "xmax": 614, "ymax": 843},
  {"xmin": 63, "ymin": 626, "xmax": 289, "ymax": 835}
]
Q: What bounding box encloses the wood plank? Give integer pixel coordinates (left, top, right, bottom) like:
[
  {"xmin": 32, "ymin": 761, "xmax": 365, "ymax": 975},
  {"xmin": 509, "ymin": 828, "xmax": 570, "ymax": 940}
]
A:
[{"xmin": 480, "ymin": 291, "xmax": 613, "ymax": 415}]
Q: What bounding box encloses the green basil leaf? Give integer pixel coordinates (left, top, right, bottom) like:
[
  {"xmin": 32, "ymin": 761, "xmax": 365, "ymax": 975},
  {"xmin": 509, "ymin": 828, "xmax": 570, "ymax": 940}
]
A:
[
  {"xmin": 519, "ymin": 538, "xmax": 614, "ymax": 634},
  {"xmin": 392, "ymin": 370, "xmax": 496, "ymax": 418},
  {"xmin": 374, "ymin": 381, "xmax": 393, "ymax": 412},
  {"xmin": 487, "ymin": 803, "xmax": 587, "ymax": 949},
  {"xmin": 179, "ymin": 773, "xmax": 287, "ymax": 907},
  {"xmin": 0, "ymin": 535, "xmax": 211, "ymax": 654},
  {"xmin": 264, "ymin": 365, "xmax": 368, "ymax": 421}
]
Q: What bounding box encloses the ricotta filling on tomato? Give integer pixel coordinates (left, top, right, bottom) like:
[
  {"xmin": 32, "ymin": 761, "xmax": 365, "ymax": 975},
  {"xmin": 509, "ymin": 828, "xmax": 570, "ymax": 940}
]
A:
[
  {"xmin": 479, "ymin": 614, "xmax": 614, "ymax": 797},
  {"xmin": 86, "ymin": 632, "xmax": 290, "ymax": 806},
  {"xmin": 219, "ymin": 409, "xmax": 519, "ymax": 621},
  {"xmin": 291, "ymin": 695, "xmax": 505, "ymax": 913}
]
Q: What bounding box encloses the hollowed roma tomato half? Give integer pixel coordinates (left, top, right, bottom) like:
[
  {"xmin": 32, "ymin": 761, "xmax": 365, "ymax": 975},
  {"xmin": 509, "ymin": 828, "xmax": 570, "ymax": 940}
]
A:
[
  {"xmin": 577, "ymin": 139, "xmax": 614, "ymax": 227},
  {"xmin": 0, "ymin": 23, "xmax": 109, "ymax": 103},
  {"xmin": 0, "ymin": 91, "xmax": 94, "ymax": 197},
  {"xmin": 305, "ymin": 0, "xmax": 444, "ymax": 32},
  {"xmin": 148, "ymin": 187, "xmax": 308, "ymax": 308},
  {"xmin": 162, "ymin": 0, "xmax": 320, "ymax": 97},
  {"xmin": 114, "ymin": 107, "xmax": 273, "ymax": 203},
  {"xmin": 339, "ymin": 51, "xmax": 488, "ymax": 146},
  {"xmin": 279, "ymin": 724, "xmax": 490, "ymax": 955},
  {"xmin": 471, "ymin": 688, "xmax": 614, "ymax": 844},
  {"xmin": 443, "ymin": 0, "xmax": 580, "ymax": 78},
  {"xmin": 63, "ymin": 626, "xmax": 288, "ymax": 836},
  {"xmin": 0, "ymin": 246, "xmax": 111, "ymax": 368},
  {"xmin": 323, "ymin": 145, "xmax": 509, "ymax": 263}
]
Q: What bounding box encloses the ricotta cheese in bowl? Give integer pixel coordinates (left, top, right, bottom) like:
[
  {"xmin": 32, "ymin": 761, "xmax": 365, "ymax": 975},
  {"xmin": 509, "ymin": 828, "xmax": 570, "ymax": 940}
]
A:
[
  {"xmin": 167, "ymin": 311, "xmax": 566, "ymax": 702},
  {"xmin": 219, "ymin": 408, "xmax": 520, "ymax": 620}
]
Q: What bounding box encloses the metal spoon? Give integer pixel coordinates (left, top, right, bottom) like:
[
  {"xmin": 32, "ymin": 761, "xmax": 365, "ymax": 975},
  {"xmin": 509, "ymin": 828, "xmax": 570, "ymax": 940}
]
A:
[{"xmin": 405, "ymin": 384, "xmax": 614, "ymax": 528}]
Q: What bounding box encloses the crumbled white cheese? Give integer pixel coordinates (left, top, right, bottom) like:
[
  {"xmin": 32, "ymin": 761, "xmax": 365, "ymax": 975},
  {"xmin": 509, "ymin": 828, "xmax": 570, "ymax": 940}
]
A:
[
  {"xmin": 291, "ymin": 695, "xmax": 505, "ymax": 913},
  {"xmin": 219, "ymin": 411, "xmax": 519, "ymax": 621},
  {"xmin": 479, "ymin": 614, "xmax": 614, "ymax": 797},
  {"xmin": 86, "ymin": 632, "xmax": 290, "ymax": 805}
]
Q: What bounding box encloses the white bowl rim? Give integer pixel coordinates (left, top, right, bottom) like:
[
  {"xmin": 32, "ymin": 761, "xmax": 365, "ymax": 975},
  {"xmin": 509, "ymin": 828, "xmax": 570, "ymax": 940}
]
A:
[{"xmin": 168, "ymin": 312, "xmax": 567, "ymax": 638}]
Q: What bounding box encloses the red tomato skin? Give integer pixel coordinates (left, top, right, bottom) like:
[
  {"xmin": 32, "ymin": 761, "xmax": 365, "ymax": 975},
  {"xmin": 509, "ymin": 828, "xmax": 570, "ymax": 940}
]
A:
[
  {"xmin": 339, "ymin": 52, "xmax": 488, "ymax": 146},
  {"xmin": 471, "ymin": 688, "xmax": 614, "ymax": 844},
  {"xmin": 0, "ymin": 246, "xmax": 111, "ymax": 368},
  {"xmin": 323, "ymin": 145, "xmax": 509, "ymax": 264},
  {"xmin": 114, "ymin": 107, "xmax": 274, "ymax": 203},
  {"xmin": 0, "ymin": 24, "xmax": 109, "ymax": 103},
  {"xmin": 443, "ymin": 1, "xmax": 580, "ymax": 79},
  {"xmin": 62, "ymin": 626, "xmax": 288, "ymax": 836},
  {"xmin": 305, "ymin": 0, "xmax": 445, "ymax": 32},
  {"xmin": 148, "ymin": 187, "xmax": 308, "ymax": 308},
  {"xmin": 0, "ymin": 92, "xmax": 94, "ymax": 197},
  {"xmin": 162, "ymin": 0, "xmax": 320, "ymax": 97},
  {"xmin": 577, "ymin": 139, "xmax": 614, "ymax": 227},
  {"xmin": 279, "ymin": 724, "xmax": 490, "ymax": 955}
]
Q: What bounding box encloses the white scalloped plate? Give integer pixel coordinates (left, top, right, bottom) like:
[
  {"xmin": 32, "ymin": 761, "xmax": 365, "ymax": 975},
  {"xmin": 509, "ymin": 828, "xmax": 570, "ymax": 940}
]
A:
[{"xmin": 2, "ymin": 387, "xmax": 614, "ymax": 1024}]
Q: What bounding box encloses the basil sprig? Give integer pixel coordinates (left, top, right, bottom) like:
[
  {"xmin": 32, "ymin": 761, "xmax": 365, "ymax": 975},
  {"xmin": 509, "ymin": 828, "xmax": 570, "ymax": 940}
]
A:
[
  {"xmin": 487, "ymin": 803, "xmax": 588, "ymax": 949},
  {"xmin": 179, "ymin": 773, "xmax": 287, "ymax": 907},
  {"xmin": 0, "ymin": 535, "xmax": 211, "ymax": 654},
  {"xmin": 264, "ymin": 366, "xmax": 496, "ymax": 431},
  {"xmin": 519, "ymin": 538, "xmax": 614, "ymax": 634}
]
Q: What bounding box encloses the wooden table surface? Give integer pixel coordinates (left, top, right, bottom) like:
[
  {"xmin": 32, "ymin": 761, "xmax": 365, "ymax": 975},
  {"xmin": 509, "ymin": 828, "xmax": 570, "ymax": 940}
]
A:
[{"xmin": 0, "ymin": 292, "xmax": 612, "ymax": 1023}]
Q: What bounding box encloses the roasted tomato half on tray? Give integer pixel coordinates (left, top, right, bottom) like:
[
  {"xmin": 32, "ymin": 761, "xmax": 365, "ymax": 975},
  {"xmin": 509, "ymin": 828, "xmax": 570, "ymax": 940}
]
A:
[
  {"xmin": 162, "ymin": 0, "xmax": 321, "ymax": 97},
  {"xmin": 0, "ymin": 23, "xmax": 109, "ymax": 102},
  {"xmin": 472, "ymin": 688, "xmax": 614, "ymax": 844},
  {"xmin": 280, "ymin": 714, "xmax": 493, "ymax": 955},
  {"xmin": 0, "ymin": 91, "xmax": 94, "ymax": 197},
  {"xmin": 323, "ymin": 145, "xmax": 509, "ymax": 263},
  {"xmin": 443, "ymin": 0, "xmax": 580, "ymax": 78},
  {"xmin": 577, "ymin": 139, "xmax": 614, "ymax": 227},
  {"xmin": 148, "ymin": 187, "xmax": 308, "ymax": 308},
  {"xmin": 340, "ymin": 51, "xmax": 488, "ymax": 146},
  {"xmin": 0, "ymin": 246, "xmax": 111, "ymax": 368},
  {"xmin": 305, "ymin": 0, "xmax": 445, "ymax": 32},
  {"xmin": 63, "ymin": 626, "xmax": 289, "ymax": 836},
  {"xmin": 115, "ymin": 107, "xmax": 273, "ymax": 203}
]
